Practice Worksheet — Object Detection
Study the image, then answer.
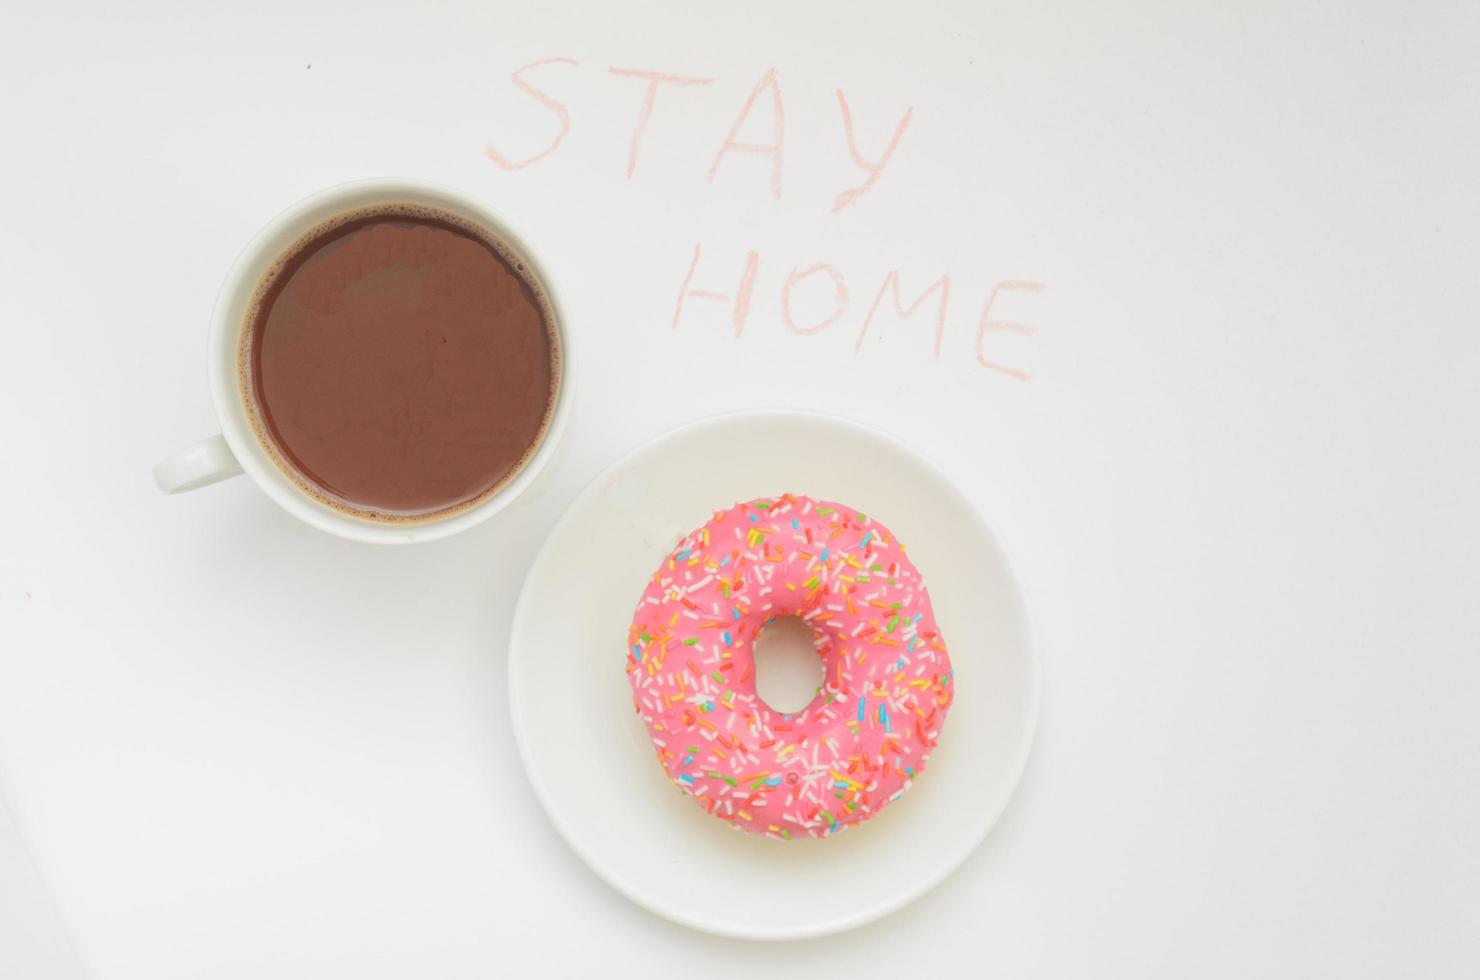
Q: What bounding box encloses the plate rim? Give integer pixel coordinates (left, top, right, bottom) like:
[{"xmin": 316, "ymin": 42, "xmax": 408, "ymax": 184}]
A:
[{"xmin": 507, "ymin": 407, "xmax": 1042, "ymax": 940}]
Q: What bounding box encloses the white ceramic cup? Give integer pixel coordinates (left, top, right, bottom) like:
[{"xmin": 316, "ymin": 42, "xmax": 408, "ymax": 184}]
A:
[{"xmin": 153, "ymin": 178, "xmax": 569, "ymax": 544}]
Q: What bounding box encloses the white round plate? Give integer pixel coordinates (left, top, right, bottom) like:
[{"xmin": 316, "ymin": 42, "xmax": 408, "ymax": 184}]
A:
[{"xmin": 508, "ymin": 410, "xmax": 1039, "ymax": 939}]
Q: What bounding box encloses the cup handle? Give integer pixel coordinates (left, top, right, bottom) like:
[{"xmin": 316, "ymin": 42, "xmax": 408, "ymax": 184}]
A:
[{"xmin": 154, "ymin": 433, "xmax": 244, "ymax": 494}]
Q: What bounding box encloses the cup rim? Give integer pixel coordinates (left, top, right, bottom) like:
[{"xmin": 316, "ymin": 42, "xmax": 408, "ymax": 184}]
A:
[{"xmin": 206, "ymin": 177, "xmax": 570, "ymax": 544}]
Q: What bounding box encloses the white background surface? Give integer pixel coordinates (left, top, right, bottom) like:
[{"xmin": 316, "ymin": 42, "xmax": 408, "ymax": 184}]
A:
[{"xmin": 2, "ymin": 1, "xmax": 1477, "ymax": 977}]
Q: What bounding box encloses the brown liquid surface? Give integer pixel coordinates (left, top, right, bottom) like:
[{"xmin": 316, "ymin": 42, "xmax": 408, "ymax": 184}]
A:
[{"xmin": 243, "ymin": 208, "xmax": 556, "ymax": 520}]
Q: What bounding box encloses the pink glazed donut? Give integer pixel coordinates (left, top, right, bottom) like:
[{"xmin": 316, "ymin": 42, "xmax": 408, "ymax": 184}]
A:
[{"xmin": 626, "ymin": 494, "xmax": 954, "ymax": 839}]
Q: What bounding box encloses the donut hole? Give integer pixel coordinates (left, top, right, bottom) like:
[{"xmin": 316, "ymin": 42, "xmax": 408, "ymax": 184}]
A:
[{"xmin": 752, "ymin": 615, "xmax": 825, "ymax": 714}]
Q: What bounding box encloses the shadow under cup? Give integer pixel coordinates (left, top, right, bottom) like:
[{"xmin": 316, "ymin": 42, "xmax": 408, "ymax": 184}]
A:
[{"xmin": 235, "ymin": 201, "xmax": 563, "ymax": 525}]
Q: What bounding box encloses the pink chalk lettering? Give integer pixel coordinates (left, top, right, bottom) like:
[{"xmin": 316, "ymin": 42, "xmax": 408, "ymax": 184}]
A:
[
  {"xmin": 976, "ymin": 280, "xmax": 1044, "ymax": 380},
  {"xmin": 609, "ymin": 67, "xmax": 714, "ymax": 179},
  {"xmin": 782, "ymin": 263, "xmax": 849, "ymax": 335},
  {"xmin": 832, "ymin": 90, "xmax": 913, "ymax": 213},
  {"xmin": 672, "ymin": 243, "xmax": 761, "ymax": 337},
  {"xmin": 484, "ymin": 57, "xmax": 580, "ymax": 170},
  {"xmin": 855, "ymin": 272, "xmax": 951, "ymax": 355},
  {"xmin": 707, "ymin": 69, "xmax": 785, "ymax": 200}
]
